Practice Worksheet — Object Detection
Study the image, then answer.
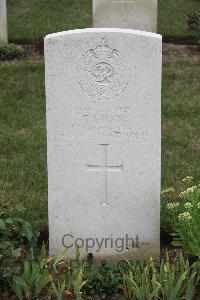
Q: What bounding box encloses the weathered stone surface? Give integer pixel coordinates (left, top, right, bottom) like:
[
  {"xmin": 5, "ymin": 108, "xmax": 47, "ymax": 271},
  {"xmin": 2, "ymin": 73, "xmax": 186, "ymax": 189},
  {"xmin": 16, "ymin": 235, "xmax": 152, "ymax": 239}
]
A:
[
  {"xmin": 0, "ymin": 0, "xmax": 8, "ymax": 44},
  {"xmin": 93, "ymin": 0, "xmax": 157, "ymax": 32},
  {"xmin": 45, "ymin": 28, "xmax": 162, "ymax": 260}
]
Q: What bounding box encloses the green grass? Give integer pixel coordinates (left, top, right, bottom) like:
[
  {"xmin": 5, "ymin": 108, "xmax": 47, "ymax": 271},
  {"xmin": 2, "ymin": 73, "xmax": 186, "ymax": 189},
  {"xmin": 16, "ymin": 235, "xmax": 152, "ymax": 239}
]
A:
[
  {"xmin": 162, "ymin": 61, "xmax": 200, "ymax": 189},
  {"xmin": 0, "ymin": 63, "xmax": 47, "ymax": 227},
  {"xmin": 7, "ymin": 0, "xmax": 92, "ymax": 42},
  {"xmin": 158, "ymin": 0, "xmax": 200, "ymax": 40},
  {"xmin": 7, "ymin": 0, "xmax": 200, "ymax": 42},
  {"xmin": 0, "ymin": 60, "xmax": 199, "ymax": 227}
]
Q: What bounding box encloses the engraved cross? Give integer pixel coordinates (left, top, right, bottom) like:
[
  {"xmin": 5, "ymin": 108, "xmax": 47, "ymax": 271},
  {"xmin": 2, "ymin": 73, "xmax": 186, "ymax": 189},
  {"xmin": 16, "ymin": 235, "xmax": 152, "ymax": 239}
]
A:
[
  {"xmin": 114, "ymin": 0, "xmax": 136, "ymax": 24},
  {"xmin": 86, "ymin": 144, "xmax": 123, "ymax": 207}
]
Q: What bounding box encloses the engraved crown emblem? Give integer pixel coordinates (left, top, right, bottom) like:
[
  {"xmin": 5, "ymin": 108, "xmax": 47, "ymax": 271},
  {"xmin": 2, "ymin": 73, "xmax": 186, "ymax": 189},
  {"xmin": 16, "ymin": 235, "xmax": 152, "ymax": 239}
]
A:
[
  {"xmin": 85, "ymin": 39, "xmax": 119, "ymax": 61},
  {"xmin": 94, "ymin": 44, "xmax": 113, "ymax": 59},
  {"xmin": 77, "ymin": 38, "xmax": 129, "ymax": 100}
]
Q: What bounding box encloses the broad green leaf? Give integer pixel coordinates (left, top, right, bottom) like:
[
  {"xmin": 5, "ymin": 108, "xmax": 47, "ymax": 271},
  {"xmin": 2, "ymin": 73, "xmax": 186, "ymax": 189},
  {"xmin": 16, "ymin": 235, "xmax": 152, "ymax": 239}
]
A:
[
  {"xmin": 53, "ymin": 248, "xmax": 68, "ymax": 269},
  {"xmin": 23, "ymin": 221, "xmax": 34, "ymax": 241},
  {"xmin": 0, "ymin": 219, "xmax": 6, "ymax": 230},
  {"xmin": 36, "ymin": 274, "xmax": 52, "ymax": 294},
  {"xmin": 13, "ymin": 275, "xmax": 26, "ymax": 287},
  {"xmin": 15, "ymin": 203, "xmax": 26, "ymax": 212},
  {"xmin": 12, "ymin": 248, "xmax": 22, "ymax": 257},
  {"xmin": 5, "ymin": 218, "xmax": 14, "ymax": 224}
]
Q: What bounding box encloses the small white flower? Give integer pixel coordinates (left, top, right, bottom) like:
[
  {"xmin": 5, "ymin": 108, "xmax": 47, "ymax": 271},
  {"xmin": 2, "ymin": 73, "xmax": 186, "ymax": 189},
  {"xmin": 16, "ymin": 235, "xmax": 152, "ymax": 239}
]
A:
[
  {"xmin": 161, "ymin": 187, "xmax": 175, "ymax": 195},
  {"xmin": 184, "ymin": 202, "xmax": 193, "ymax": 209},
  {"xmin": 182, "ymin": 176, "xmax": 193, "ymax": 183},
  {"xmin": 197, "ymin": 203, "xmax": 200, "ymax": 209},
  {"xmin": 178, "ymin": 212, "xmax": 192, "ymax": 221},
  {"xmin": 167, "ymin": 202, "xmax": 180, "ymax": 209},
  {"xmin": 179, "ymin": 186, "xmax": 197, "ymax": 198}
]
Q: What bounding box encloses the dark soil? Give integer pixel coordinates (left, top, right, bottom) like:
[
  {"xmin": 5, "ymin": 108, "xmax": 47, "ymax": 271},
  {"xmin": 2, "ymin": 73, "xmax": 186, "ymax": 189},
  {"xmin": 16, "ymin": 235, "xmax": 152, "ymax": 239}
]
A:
[
  {"xmin": 0, "ymin": 42, "xmax": 199, "ymax": 65},
  {"xmin": 163, "ymin": 43, "xmax": 200, "ymax": 61}
]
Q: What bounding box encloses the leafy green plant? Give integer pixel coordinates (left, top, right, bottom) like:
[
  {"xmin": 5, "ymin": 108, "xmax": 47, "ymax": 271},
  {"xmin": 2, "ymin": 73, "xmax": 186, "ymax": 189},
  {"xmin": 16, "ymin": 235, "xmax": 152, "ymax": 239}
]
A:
[
  {"xmin": 7, "ymin": 245, "xmax": 52, "ymax": 299},
  {"xmin": 51, "ymin": 248, "xmax": 86, "ymax": 300},
  {"xmin": 185, "ymin": 10, "xmax": 200, "ymax": 43},
  {"xmin": 123, "ymin": 259, "xmax": 160, "ymax": 300},
  {"xmin": 161, "ymin": 187, "xmax": 176, "ymax": 232},
  {"xmin": 69, "ymin": 265, "xmax": 87, "ymax": 300},
  {"xmin": 52, "ymin": 279, "xmax": 67, "ymax": 300},
  {"xmin": 123, "ymin": 255, "xmax": 199, "ymax": 300},
  {"xmin": 51, "ymin": 248, "xmax": 72, "ymax": 299},
  {"xmin": 83, "ymin": 260, "xmax": 127, "ymax": 298},
  {"xmin": 0, "ymin": 203, "xmax": 39, "ymax": 287},
  {"xmin": 1, "ymin": 240, "xmax": 199, "ymax": 299},
  {"xmin": 159, "ymin": 254, "xmax": 196, "ymax": 300},
  {"xmin": 0, "ymin": 43, "xmax": 24, "ymax": 60},
  {"xmin": 0, "ymin": 203, "xmax": 38, "ymax": 251},
  {"xmin": 67, "ymin": 249, "xmax": 87, "ymax": 300},
  {"xmin": 53, "ymin": 248, "xmax": 68, "ymax": 273},
  {"xmin": 165, "ymin": 177, "xmax": 200, "ymax": 257}
]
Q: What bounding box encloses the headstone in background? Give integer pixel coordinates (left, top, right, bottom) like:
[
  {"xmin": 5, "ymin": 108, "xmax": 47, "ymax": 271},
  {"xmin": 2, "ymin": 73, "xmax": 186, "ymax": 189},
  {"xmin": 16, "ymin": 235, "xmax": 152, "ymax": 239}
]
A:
[
  {"xmin": 0, "ymin": 0, "xmax": 8, "ymax": 44},
  {"xmin": 45, "ymin": 28, "xmax": 162, "ymax": 261},
  {"xmin": 93, "ymin": 0, "xmax": 157, "ymax": 32}
]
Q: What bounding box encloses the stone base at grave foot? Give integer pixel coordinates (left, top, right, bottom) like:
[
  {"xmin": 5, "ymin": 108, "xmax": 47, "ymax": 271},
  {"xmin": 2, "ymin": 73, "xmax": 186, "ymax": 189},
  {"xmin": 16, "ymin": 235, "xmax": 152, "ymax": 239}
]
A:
[
  {"xmin": 90, "ymin": 243, "xmax": 160, "ymax": 263},
  {"xmin": 50, "ymin": 243, "xmax": 160, "ymax": 263}
]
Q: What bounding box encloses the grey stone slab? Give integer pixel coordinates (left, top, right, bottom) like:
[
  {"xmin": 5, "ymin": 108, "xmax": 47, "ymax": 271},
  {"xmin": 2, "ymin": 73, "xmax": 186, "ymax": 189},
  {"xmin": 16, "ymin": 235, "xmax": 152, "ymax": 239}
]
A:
[
  {"xmin": 93, "ymin": 0, "xmax": 157, "ymax": 32},
  {"xmin": 45, "ymin": 28, "xmax": 162, "ymax": 261}
]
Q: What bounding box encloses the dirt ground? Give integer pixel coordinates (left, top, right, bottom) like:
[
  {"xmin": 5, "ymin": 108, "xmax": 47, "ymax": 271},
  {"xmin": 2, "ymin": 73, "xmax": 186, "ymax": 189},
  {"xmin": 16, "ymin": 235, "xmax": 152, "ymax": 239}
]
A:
[
  {"xmin": 1, "ymin": 42, "xmax": 200, "ymax": 65},
  {"xmin": 163, "ymin": 43, "xmax": 200, "ymax": 61}
]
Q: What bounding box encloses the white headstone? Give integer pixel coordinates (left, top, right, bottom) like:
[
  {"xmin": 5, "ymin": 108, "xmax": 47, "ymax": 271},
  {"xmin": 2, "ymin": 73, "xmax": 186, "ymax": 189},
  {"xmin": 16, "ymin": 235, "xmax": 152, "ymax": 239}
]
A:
[
  {"xmin": 45, "ymin": 28, "xmax": 162, "ymax": 261},
  {"xmin": 93, "ymin": 0, "xmax": 157, "ymax": 32},
  {"xmin": 0, "ymin": 0, "xmax": 8, "ymax": 44}
]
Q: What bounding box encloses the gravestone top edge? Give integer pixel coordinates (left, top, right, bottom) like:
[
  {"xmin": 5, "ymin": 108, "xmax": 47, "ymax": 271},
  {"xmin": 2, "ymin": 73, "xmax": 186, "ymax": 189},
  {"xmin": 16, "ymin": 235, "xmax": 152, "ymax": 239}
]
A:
[{"xmin": 44, "ymin": 28, "xmax": 162, "ymax": 41}]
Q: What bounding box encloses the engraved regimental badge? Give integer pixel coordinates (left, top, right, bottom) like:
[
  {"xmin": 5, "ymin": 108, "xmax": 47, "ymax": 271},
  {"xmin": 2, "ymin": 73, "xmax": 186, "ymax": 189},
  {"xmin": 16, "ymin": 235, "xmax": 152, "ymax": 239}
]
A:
[{"xmin": 77, "ymin": 38, "xmax": 129, "ymax": 101}]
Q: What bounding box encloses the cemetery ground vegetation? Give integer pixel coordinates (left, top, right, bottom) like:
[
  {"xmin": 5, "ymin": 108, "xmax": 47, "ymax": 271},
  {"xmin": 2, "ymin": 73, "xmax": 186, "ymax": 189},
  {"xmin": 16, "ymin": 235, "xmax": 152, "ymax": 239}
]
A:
[
  {"xmin": 158, "ymin": 0, "xmax": 200, "ymax": 42},
  {"xmin": 6, "ymin": 0, "xmax": 200, "ymax": 43},
  {"xmin": 0, "ymin": 44, "xmax": 24, "ymax": 61},
  {"xmin": 0, "ymin": 206, "xmax": 200, "ymax": 299},
  {"xmin": 161, "ymin": 176, "xmax": 200, "ymax": 258},
  {"xmin": 184, "ymin": 9, "xmax": 200, "ymax": 43}
]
